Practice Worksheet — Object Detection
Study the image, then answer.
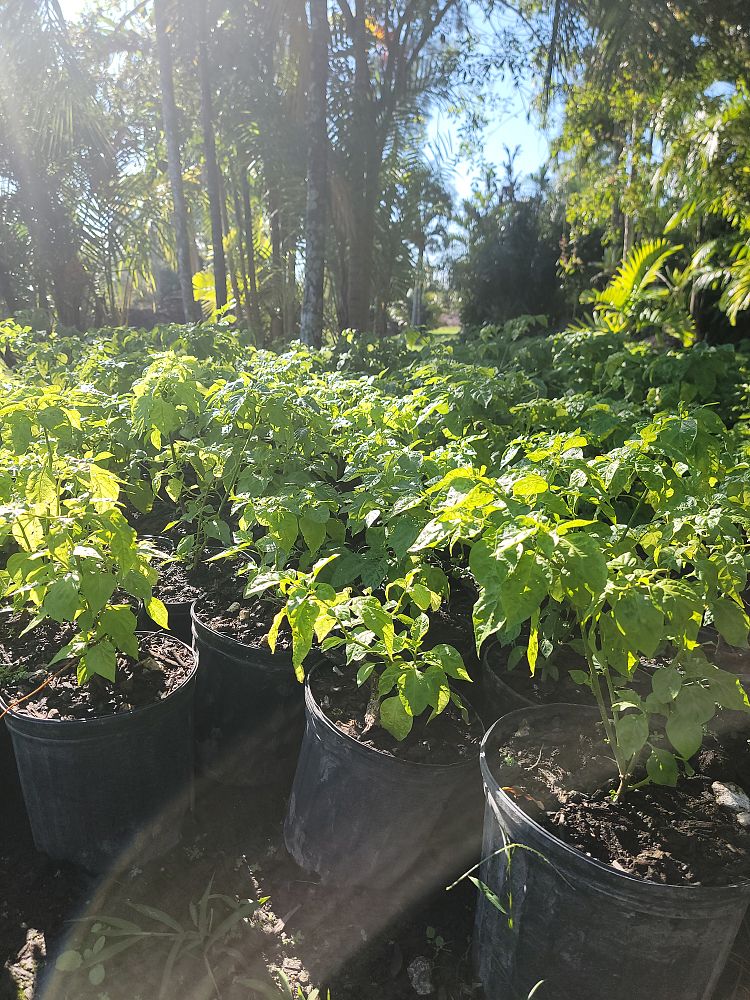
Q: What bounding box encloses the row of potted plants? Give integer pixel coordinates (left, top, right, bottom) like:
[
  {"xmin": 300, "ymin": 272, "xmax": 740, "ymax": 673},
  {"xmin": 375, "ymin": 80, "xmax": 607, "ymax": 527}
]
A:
[{"xmin": 1, "ymin": 317, "xmax": 750, "ymax": 999}]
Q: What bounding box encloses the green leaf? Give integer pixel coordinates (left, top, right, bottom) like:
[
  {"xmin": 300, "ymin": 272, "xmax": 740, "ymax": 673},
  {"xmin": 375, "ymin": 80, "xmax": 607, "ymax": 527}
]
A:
[
  {"xmin": 89, "ymin": 464, "xmax": 120, "ymax": 502},
  {"xmin": 82, "ymin": 640, "xmax": 117, "ymax": 682},
  {"xmin": 646, "ymin": 748, "xmax": 679, "ymax": 786},
  {"xmin": 399, "ymin": 668, "xmax": 431, "ymax": 716},
  {"xmin": 651, "ymin": 664, "xmax": 681, "ymax": 702},
  {"xmin": 612, "ymin": 591, "xmax": 663, "ymax": 657},
  {"xmin": 380, "ymin": 696, "xmax": 413, "ymax": 741},
  {"xmin": 146, "ymin": 597, "xmax": 169, "ymax": 629},
  {"xmin": 711, "ymin": 598, "xmax": 750, "ymax": 648},
  {"xmin": 299, "ymin": 513, "xmax": 326, "ymax": 554},
  {"xmin": 165, "ymin": 477, "xmax": 183, "ymax": 502},
  {"xmin": 410, "ymin": 583, "xmax": 433, "ymax": 611},
  {"xmin": 99, "ymin": 606, "xmax": 138, "ymax": 658},
  {"xmin": 423, "ymin": 663, "xmax": 451, "ymax": 715},
  {"xmin": 56, "ymin": 951, "xmax": 83, "ymax": 972},
  {"xmin": 428, "ymin": 643, "xmax": 472, "ymax": 682},
  {"xmin": 616, "ymin": 713, "xmax": 649, "ymax": 760},
  {"xmin": 527, "ymin": 609, "xmax": 539, "ymax": 676},
  {"xmin": 81, "ymin": 571, "xmax": 116, "ymax": 615},
  {"xmin": 666, "ymin": 712, "xmax": 703, "ymax": 759},
  {"xmin": 356, "ymin": 662, "xmax": 375, "ymax": 686},
  {"xmin": 288, "ymin": 599, "xmax": 320, "ymax": 680},
  {"xmin": 44, "ymin": 579, "xmax": 80, "ymax": 623},
  {"xmin": 267, "ymin": 608, "xmax": 286, "ymax": 655},
  {"xmin": 512, "ymin": 473, "xmax": 549, "ymax": 497},
  {"xmin": 88, "ymin": 964, "xmax": 106, "ymax": 987}
]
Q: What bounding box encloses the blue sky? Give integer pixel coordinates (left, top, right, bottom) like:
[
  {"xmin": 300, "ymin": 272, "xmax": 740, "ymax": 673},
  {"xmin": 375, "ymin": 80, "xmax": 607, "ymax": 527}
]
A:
[{"xmin": 58, "ymin": 0, "xmax": 550, "ymax": 199}]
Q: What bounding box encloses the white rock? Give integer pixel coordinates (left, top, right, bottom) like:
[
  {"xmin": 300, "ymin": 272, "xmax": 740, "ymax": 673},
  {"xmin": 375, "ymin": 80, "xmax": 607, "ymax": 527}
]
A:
[
  {"xmin": 407, "ymin": 956, "xmax": 434, "ymax": 996},
  {"xmin": 712, "ymin": 781, "xmax": 750, "ymax": 814},
  {"xmin": 737, "ymin": 812, "xmax": 750, "ymax": 828}
]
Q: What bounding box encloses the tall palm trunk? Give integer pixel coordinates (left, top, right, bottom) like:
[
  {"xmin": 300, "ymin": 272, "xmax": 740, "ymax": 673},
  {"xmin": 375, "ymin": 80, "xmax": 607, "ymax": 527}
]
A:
[
  {"xmin": 196, "ymin": 0, "xmax": 227, "ymax": 310},
  {"xmin": 300, "ymin": 0, "xmax": 329, "ymax": 348},
  {"xmin": 240, "ymin": 170, "xmax": 263, "ymax": 339},
  {"xmin": 411, "ymin": 241, "xmax": 425, "ymax": 328},
  {"xmin": 154, "ymin": 0, "xmax": 196, "ymax": 323},
  {"xmin": 344, "ymin": 0, "xmax": 376, "ymax": 332}
]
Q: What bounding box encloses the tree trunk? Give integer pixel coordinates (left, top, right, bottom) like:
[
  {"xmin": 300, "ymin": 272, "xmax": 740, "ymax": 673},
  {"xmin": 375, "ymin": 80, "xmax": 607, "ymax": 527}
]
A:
[
  {"xmin": 299, "ymin": 0, "xmax": 329, "ymax": 349},
  {"xmin": 219, "ymin": 178, "xmax": 243, "ymax": 315},
  {"xmin": 154, "ymin": 0, "xmax": 196, "ymax": 323},
  {"xmin": 196, "ymin": 0, "xmax": 227, "ymax": 310},
  {"xmin": 411, "ymin": 242, "xmax": 425, "ymax": 328},
  {"xmin": 267, "ymin": 177, "xmax": 284, "ymax": 339},
  {"xmin": 344, "ymin": 0, "xmax": 378, "ymax": 332},
  {"xmin": 240, "ymin": 170, "xmax": 264, "ymax": 340}
]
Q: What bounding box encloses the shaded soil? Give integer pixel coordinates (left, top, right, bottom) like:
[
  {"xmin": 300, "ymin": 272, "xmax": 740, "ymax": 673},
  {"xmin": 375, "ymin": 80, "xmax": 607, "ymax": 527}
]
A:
[
  {"xmin": 491, "ymin": 709, "xmax": 750, "ymax": 886},
  {"xmin": 481, "ymin": 641, "xmax": 590, "ymax": 708},
  {"xmin": 151, "ymin": 557, "xmax": 203, "ymax": 604},
  {"xmin": 0, "ymin": 725, "xmax": 480, "ymax": 1000},
  {"xmin": 311, "ymin": 664, "xmax": 483, "ymax": 765},
  {"xmin": 194, "ymin": 572, "xmax": 291, "ymax": 650},
  {"xmin": 0, "ymin": 614, "xmax": 74, "ymax": 684},
  {"xmin": 1, "ymin": 633, "xmax": 194, "ymax": 722}
]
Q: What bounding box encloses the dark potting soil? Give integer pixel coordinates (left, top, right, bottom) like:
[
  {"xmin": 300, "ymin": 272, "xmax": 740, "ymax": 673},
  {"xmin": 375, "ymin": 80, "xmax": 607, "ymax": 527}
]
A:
[
  {"xmin": 484, "ymin": 642, "xmax": 591, "ymax": 705},
  {"xmin": 151, "ymin": 556, "xmax": 204, "ymax": 604},
  {"xmin": 193, "ymin": 564, "xmax": 292, "ymax": 650},
  {"xmin": 1, "ymin": 630, "xmax": 194, "ymax": 722},
  {"xmin": 491, "ymin": 712, "xmax": 750, "ymax": 886},
  {"xmin": 426, "ymin": 580, "xmax": 478, "ymax": 665},
  {"xmin": 311, "ymin": 666, "xmax": 483, "ymax": 766}
]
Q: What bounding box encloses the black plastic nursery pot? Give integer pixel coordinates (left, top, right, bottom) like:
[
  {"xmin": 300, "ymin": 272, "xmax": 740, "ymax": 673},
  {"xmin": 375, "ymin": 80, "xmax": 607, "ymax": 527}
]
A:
[
  {"xmin": 1, "ymin": 632, "xmax": 197, "ymax": 874},
  {"xmin": 191, "ymin": 602, "xmax": 304, "ymax": 786},
  {"xmin": 480, "ymin": 640, "xmax": 590, "ymax": 726},
  {"xmin": 137, "ymin": 596, "xmax": 194, "ymax": 647},
  {"xmin": 480, "ymin": 640, "xmax": 537, "ymax": 718},
  {"xmin": 283, "ymin": 665, "xmax": 484, "ymax": 890},
  {"xmin": 474, "ymin": 704, "xmax": 750, "ymax": 1000}
]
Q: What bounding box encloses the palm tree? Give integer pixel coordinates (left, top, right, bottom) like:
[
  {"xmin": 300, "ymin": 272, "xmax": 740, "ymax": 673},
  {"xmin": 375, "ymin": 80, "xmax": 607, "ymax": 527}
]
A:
[
  {"xmin": 300, "ymin": 0, "xmax": 330, "ymax": 348},
  {"xmin": 195, "ymin": 0, "xmax": 227, "ymax": 310},
  {"xmin": 154, "ymin": 0, "xmax": 196, "ymax": 322}
]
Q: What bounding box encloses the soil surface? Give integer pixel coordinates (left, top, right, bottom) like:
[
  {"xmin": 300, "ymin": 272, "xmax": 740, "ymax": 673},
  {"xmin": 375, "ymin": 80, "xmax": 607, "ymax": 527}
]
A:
[
  {"xmin": 490, "ymin": 708, "xmax": 750, "ymax": 886},
  {"xmin": 193, "ymin": 565, "xmax": 291, "ymax": 650},
  {"xmin": 150, "ymin": 556, "xmax": 204, "ymax": 604},
  {"xmin": 311, "ymin": 664, "xmax": 483, "ymax": 765},
  {"xmin": 1, "ymin": 632, "xmax": 194, "ymax": 722},
  {"xmin": 482, "ymin": 641, "xmax": 591, "ymax": 706}
]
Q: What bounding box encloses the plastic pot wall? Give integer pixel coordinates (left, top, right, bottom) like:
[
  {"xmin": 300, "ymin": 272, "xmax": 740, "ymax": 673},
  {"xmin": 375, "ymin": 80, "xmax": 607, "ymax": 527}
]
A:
[
  {"xmin": 480, "ymin": 639, "xmax": 537, "ymax": 720},
  {"xmin": 283, "ymin": 666, "xmax": 484, "ymax": 890},
  {"xmin": 192, "ymin": 604, "xmax": 304, "ymax": 786},
  {"xmin": 2, "ymin": 633, "xmax": 197, "ymax": 873},
  {"xmin": 474, "ymin": 704, "xmax": 750, "ymax": 1000}
]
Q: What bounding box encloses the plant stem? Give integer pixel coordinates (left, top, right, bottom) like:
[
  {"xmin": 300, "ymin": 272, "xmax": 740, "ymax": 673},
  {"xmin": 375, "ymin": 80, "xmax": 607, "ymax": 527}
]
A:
[{"xmin": 581, "ymin": 630, "xmax": 629, "ymax": 794}]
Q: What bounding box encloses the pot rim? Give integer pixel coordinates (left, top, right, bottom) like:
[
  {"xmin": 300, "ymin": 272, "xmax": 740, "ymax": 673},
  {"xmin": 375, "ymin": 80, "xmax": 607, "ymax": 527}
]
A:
[
  {"xmin": 481, "ymin": 703, "xmax": 750, "ymax": 896},
  {"xmin": 0, "ymin": 631, "xmax": 197, "ymax": 730},
  {"xmin": 305, "ymin": 659, "xmax": 484, "ymax": 771}
]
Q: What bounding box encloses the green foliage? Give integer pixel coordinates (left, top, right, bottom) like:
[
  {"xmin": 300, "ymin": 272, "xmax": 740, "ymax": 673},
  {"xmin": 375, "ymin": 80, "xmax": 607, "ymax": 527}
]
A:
[
  {"xmin": 55, "ymin": 878, "xmax": 263, "ymax": 998},
  {"xmin": 1, "ymin": 315, "xmax": 750, "ymax": 788}
]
